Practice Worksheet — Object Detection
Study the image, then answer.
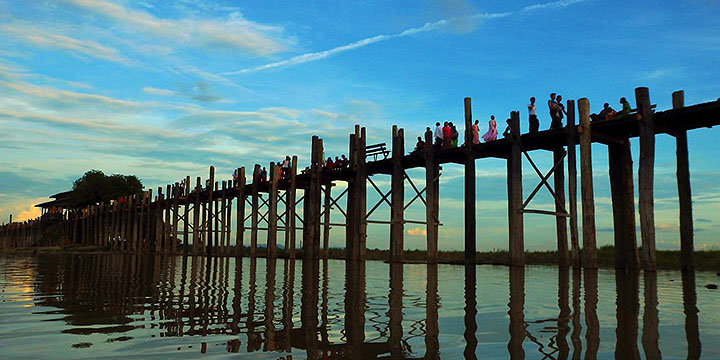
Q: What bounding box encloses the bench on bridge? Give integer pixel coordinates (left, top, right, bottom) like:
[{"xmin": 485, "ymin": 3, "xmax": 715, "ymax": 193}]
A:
[{"xmin": 366, "ymin": 143, "xmax": 390, "ymax": 161}]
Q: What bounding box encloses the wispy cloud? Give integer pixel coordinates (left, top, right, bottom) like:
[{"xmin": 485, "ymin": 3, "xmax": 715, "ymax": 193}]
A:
[
  {"xmin": 143, "ymin": 87, "xmax": 175, "ymax": 96},
  {"xmin": 2, "ymin": 23, "xmax": 134, "ymax": 65},
  {"xmin": 62, "ymin": 0, "xmax": 292, "ymax": 55},
  {"xmin": 226, "ymin": 0, "xmax": 584, "ymax": 75}
]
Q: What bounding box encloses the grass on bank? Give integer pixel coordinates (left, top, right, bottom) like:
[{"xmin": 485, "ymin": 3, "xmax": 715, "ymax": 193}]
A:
[{"xmin": 6, "ymin": 244, "xmax": 720, "ymax": 271}]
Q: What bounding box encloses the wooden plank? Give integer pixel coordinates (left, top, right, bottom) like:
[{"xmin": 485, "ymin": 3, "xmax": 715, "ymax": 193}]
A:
[
  {"xmin": 636, "ymin": 87, "xmax": 656, "ymax": 271},
  {"xmin": 464, "ymin": 98, "xmax": 476, "ymax": 264},
  {"xmin": 578, "ymin": 98, "xmax": 597, "ymax": 268},
  {"xmin": 507, "ymin": 111, "xmax": 524, "ymax": 266},
  {"xmin": 566, "ymin": 100, "xmax": 580, "ymax": 267},
  {"xmin": 608, "ymin": 138, "xmax": 640, "ymax": 269},
  {"xmin": 424, "ymin": 128, "xmax": 439, "ymax": 263},
  {"xmin": 390, "ymin": 125, "xmax": 405, "ymax": 262},
  {"xmin": 673, "ymin": 90, "xmax": 694, "ymax": 271},
  {"xmin": 268, "ymin": 163, "xmax": 279, "ymax": 258}
]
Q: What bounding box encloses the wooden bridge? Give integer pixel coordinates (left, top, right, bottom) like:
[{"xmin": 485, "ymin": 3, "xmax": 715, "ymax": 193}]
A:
[{"xmin": 2, "ymin": 87, "xmax": 718, "ymax": 270}]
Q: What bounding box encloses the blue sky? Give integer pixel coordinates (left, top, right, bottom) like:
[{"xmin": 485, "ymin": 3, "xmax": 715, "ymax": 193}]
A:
[{"xmin": 1, "ymin": 0, "xmax": 719, "ymax": 251}]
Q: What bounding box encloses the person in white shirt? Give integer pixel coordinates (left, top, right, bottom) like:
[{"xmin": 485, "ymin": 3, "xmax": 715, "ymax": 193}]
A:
[
  {"xmin": 528, "ymin": 97, "xmax": 539, "ymax": 134},
  {"xmin": 433, "ymin": 122, "xmax": 443, "ymax": 147}
]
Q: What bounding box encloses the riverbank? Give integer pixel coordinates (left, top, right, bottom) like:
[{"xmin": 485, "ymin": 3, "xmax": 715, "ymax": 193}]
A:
[{"xmin": 4, "ymin": 245, "xmax": 720, "ymax": 271}]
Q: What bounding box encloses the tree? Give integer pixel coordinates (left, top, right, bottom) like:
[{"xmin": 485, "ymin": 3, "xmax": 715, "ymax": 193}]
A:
[{"xmin": 70, "ymin": 170, "xmax": 144, "ymax": 207}]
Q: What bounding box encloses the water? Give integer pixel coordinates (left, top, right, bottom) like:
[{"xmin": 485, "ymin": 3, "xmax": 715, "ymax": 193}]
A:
[{"xmin": 0, "ymin": 254, "xmax": 717, "ymax": 359}]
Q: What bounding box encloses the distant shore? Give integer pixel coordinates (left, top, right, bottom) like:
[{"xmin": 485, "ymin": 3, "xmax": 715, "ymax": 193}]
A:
[{"xmin": 4, "ymin": 245, "xmax": 720, "ymax": 271}]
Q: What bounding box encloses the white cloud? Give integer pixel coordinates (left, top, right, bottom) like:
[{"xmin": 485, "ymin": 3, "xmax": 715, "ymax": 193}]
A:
[
  {"xmin": 143, "ymin": 86, "xmax": 176, "ymax": 96},
  {"xmin": 2, "ymin": 23, "xmax": 134, "ymax": 65},
  {"xmin": 522, "ymin": 0, "xmax": 587, "ymax": 12},
  {"xmin": 62, "ymin": 0, "xmax": 292, "ymax": 55}
]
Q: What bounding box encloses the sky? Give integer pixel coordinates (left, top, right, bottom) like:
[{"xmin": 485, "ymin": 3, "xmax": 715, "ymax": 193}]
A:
[{"xmin": 1, "ymin": 0, "xmax": 719, "ymax": 251}]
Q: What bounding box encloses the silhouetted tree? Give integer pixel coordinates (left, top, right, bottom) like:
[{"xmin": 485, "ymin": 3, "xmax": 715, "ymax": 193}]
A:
[{"xmin": 70, "ymin": 170, "xmax": 143, "ymax": 207}]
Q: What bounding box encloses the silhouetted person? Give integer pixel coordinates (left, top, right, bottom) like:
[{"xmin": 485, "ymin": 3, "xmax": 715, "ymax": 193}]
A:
[
  {"xmin": 618, "ymin": 97, "xmax": 631, "ymax": 117},
  {"xmin": 434, "ymin": 122, "xmax": 443, "ymax": 147},
  {"xmin": 551, "ymin": 94, "xmax": 565, "ymax": 129},
  {"xmin": 528, "ymin": 97, "xmax": 539, "ymax": 134},
  {"xmin": 548, "ymin": 92, "xmax": 558, "ymax": 129}
]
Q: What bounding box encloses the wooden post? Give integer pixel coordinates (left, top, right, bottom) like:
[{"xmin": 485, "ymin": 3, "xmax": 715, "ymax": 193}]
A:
[
  {"xmin": 608, "ymin": 139, "xmax": 640, "ymax": 270},
  {"xmin": 145, "ymin": 189, "xmax": 153, "ymax": 250},
  {"xmin": 137, "ymin": 195, "xmax": 144, "ymax": 251},
  {"xmin": 346, "ymin": 133, "xmax": 357, "ymax": 260},
  {"xmin": 156, "ymin": 188, "xmax": 163, "ymax": 253},
  {"xmin": 120, "ymin": 198, "xmax": 127, "ymax": 250},
  {"xmin": 235, "ymin": 167, "xmax": 246, "ymax": 257},
  {"xmin": 287, "ymin": 156, "xmax": 298, "ymax": 259},
  {"xmin": 268, "ymin": 163, "xmax": 279, "ymax": 258},
  {"xmin": 183, "ymin": 176, "xmax": 190, "ymax": 254},
  {"xmin": 166, "ymin": 184, "xmax": 172, "ymax": 253},
  {"xmin": 213, "ymin": 181, "xmax": 219, "ymax": 253},
  {"xmin": 193, "ymin": 177, "xmax": 201, "ymax": 255},
  {"xmin": 251, "ymin": 164, "xmax": 260, "ymax": 257},
  {"xmin": 507, "ymin": 111, "xmax": 524, "ymax": 266},
  {"xmin": 304, "ymin": 136, "xmax": 323, "ymax": 258},
  {"xmin": 322, "ymin": 183, "xmax": 332, "ymax": 259},
  {"xmin": 225, "ymin": 184, "xmax": 232, "ymax": 256},
  {"xmin": 172, "ymin": 183, "xmax": 180, "ymax": 254},
  {"xmin": 424, "ymin": 128, "xmax": 439, "ymax": 263},
  {"xmin": 358, "ymin": 129, "xmax": 367, "ymax": 260},
  {"xmin": 390, "ymin": 125, "xmax": 405, "ymax": 262},
  {"xmin": 131, "ymin": 197, "xmax": 139, "ymax": 252},
  {"xmin": 636, "ymin": 87, "xmax": 656, "ymax": 271},
  {"xmin": 554, "ymin": 145, "xmax": 568, "ymax": 266},
  {"xmin": 578, "ymin": 98, "xmax": 597, "ymax": 268},
  {"xmin": 566, "ymin": 100, "xmax": 580, "ymax": 267},
  {"xmin": 207, "ymin": 166, "xmax": 215, "ymax": 253},
  {"xmin": 673, "ymin": 90, "xmax": 694, "ymax": 271},
  {"xmin": 220, "ymin": 181, "xmax": 227, "ymax": 255},
  {"xmin": 464, "ymin": 98, "xmax": 476, "ymax": 264}
]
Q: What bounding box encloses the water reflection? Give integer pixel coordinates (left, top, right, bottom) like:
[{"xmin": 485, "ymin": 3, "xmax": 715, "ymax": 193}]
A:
[{"xmin": 0, "ymin": 254, "xmax": 710, "ymax": 358}]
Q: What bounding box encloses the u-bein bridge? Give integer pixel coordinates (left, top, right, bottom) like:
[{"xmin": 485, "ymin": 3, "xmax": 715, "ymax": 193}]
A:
[{"xmin": 1, "ymin": 87, "xmax": 719, "ymax": 271}]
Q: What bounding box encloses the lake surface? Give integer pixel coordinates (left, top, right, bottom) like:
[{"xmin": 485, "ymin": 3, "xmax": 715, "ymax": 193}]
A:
[{"xmin": 0, "ymin": 254, "xmax": 718, "ymax": 359}]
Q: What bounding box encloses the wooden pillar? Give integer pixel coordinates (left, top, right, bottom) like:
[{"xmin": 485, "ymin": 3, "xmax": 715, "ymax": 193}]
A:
[
  {"xmin": 304, "ymin": 136, "xmax": 323, "ymax": 258},
  {"xmin": 554, "ymin": 146, "xmax": 569, "ymax": 266},
  {"xmin": 390, "ymin": 125, "xmax": 405, "ymax": 262},
  {"xmin": 131, "ymin": 197, "xmax": 139, "ymax": 252},
  {"xmin": 213, "ymin": 181, "xmax": 219, "ymax": 253},
  {"xmin": 578, "ymin": 98, "xmax": 597, "ymax": 268},
  {"xmin": 608, "ymin": 139, "xmax": 640, "ymax": 270},
  {"xmin": 673, "ymin": 91, "xmax": 694, "ymax": 271},
  {"xmin": 172, "ymin": 183, "xmax": 180, "ymax": 254},
  {"xmin": 464, "ymin": 98, "xmax": 476, "ymax": 264},
  {"xmin": 346, "ymin": 133, "xmax": 358, "ymax": 260},
  {"xmin": 145, "ymin": 189, "xmax": 153, "ymax": 250},
  {"xmin": 268, "ymin": 163, "xmax": 279, "ymax": 258},
  {"xmin": 136, "ymin": 195, "xmax": 144, "ymax": 251},
  {"xmin": 357, "ymin": 129, "xmax": 367, "ymax": 259},
  {"xmin": 636, "ymin": 87, "xmax": 656, "ymax": 271},
  {"xmin": 287, "ymin": 156, "xmax": 298, "ymax": 259},
  {"xmin": 207, "ymin": 166, "xmax": 215, "ymax": 253},
  {"xmin": 235, "ymin": 167, "xmax": 246, "ymax": 257},
  {"xmin": 424, "ymin": 128, "xmax": 439, "ymax": 263},
  {"xmin": 565, "ymin": 100, "xmax": 580, "ymax": 267},
  {"xmin": 119, "ymin": 198, "xmax": 127, "ymax": 250},
  {"xmin": 165, "ymin": 184, "xmax": 172, "ymax": 253},
  {"xmin": 192, "ymin": 177, "xmax": 201, "ymax": 255},
  {"xmin": 322, "ymin": 183, "xmax": 332, "ymax": 259},
  {"xmin": 250, "ymin": 164, "xmax": 260, "ymax": 257},
  {"xmin": 156, "ymin": 188, "xmax": 163, "ymax": 253},
  {"xmin": 220, "ymin": 181, "xmax": 227, "ymax": 256},
  {"xmin": 225, "ymin": 184, "xmax": 232, "ymax": 256},
  {"xmin": 183, "ymin": 176, "xmax": 190, "ymax": 254},
  {"xmin": 507, "ymin": 111, "xmax": 524, "ymax": 266}
]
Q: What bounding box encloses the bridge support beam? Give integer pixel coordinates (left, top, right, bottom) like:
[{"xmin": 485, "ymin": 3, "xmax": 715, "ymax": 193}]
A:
[
  {"xmin": 390, "ymin": 125, "xmax": 405, "ymax": 262},
  {"xmin": 673, "ymin": 90, "xmax": 694, "ymax": 271},
  {"xmin": 220, "ymin": 181, "xmax": 227, "ymax": 255},
  {"xmin": 207, "ymin": 166, "xmax": 214, "ymax": 253},
  {"xmin": 192, "ymin": 177, "xmax": 201, "ymax": 255},
  {"xmin": 636, "ymin": 87, "xmax": 657, "ymax": 271},
  {"xmin": 172, "ymin": 183, "xmax": 180, "ymax": 254},
  {"xmin": 183, "ymin": 176, "xmax": 190, "ymax": 254},
  {"xmin": 609, "ymin": 139, "xmax": 640, "ymax": 269},
  {"xmin": 464, "ymin": 98, "xmax": 476, "ymax": 264},
  {"xmin": 554, "ymin": 145, "xmax": 569, "ymax": 267},
  {"xmin": 323, "ymin": 183, "xmax": 332, "ymax": 259},
  {"xmin": 346, "ymin": 127, "xmax": 366, "ymax": 261},
  {"xmin": 565, "ymin": 100, "xmax": 580, "ymax": 267},
  {"xmin": 235, "ymin": 168, "xmax": 245, "ymax": 257},
  {"xmin": 578, "ymin": 98, "xmax": 598, "ymax": 268},
  {"xmin": 507, "ymin": 111, "xmax": 524, "ymax": 266},
  {"xmin": 424, "ymin": 128, "xmax": 439, "ymax": 263}
]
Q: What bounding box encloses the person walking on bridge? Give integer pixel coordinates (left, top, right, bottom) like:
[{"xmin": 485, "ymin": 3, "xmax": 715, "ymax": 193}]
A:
[
  {"xmin": 472, "ymin": 119, "xmax": 480, "ymax": 144},
  {"xmin": 482, "ymin": 115, "xmax": 498, "ymax": 142},
  {"xmin": 434, "ymin": 122, "xmax": 443, "ymax": 147},
  {"xmin": 528, "ymin": 97, "xmax": 539, "ymax": 134}
]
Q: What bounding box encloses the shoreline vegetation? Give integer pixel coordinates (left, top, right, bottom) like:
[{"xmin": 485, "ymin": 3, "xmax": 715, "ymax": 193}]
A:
[{"xmin": 4, "ymin": 245, "xmax": 720, "ymax": 271}]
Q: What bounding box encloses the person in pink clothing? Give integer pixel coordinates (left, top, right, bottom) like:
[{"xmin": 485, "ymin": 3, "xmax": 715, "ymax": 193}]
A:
[
  {"xmin": 481, "ymin": 115, "xmax": 498, "ymax": 142},
  {"xmin": 472, "ymin": 119, "xmax": 480, "ymax": 144}
]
